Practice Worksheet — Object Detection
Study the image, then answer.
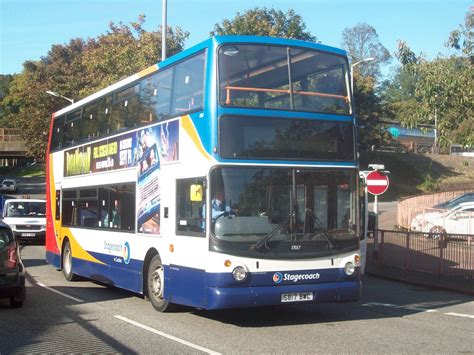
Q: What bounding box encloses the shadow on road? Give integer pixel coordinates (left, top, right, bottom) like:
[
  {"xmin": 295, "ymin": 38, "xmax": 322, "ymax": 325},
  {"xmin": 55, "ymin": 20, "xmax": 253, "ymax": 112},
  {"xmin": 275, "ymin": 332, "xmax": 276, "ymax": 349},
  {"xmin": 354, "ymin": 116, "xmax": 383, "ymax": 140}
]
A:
[
  {"xmin": 190, "ymin": 275, "xmax": 472, "ymax": 327},
  {"xmin": 0, "ymin": 271, "xmax": 138, "ymax": 354}
]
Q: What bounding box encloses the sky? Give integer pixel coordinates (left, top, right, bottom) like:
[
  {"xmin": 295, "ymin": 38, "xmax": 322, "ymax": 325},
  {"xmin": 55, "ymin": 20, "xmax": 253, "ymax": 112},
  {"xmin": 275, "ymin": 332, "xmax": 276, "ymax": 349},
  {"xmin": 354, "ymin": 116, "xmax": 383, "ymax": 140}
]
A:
[{"xmin": 0, "ymin": 0, "xmax": 471, "ymax": 76}]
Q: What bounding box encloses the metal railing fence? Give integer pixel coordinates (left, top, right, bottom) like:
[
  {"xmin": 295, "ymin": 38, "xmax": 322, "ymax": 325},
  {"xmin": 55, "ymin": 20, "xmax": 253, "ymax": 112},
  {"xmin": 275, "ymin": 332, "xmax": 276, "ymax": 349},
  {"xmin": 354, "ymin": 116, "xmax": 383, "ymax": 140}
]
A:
[
  {"xmin": 369, "ymin": 229, "xmax": 473, "ymax": 280},
  {"xmin": 398, "ymin": 189, "xmax": 474, "ymax": 229}
]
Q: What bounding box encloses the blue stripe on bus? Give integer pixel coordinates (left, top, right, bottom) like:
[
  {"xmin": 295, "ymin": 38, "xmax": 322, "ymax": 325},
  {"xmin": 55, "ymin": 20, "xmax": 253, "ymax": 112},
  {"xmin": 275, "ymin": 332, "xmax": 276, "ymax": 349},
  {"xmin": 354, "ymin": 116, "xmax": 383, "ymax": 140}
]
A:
[
  {"xmin": 159, "ymin": 38, "xmax": 213, "ymax": 69},
  {"xmin": 164, "ymin": 264, "xmax": 360, "ymax": 309},
  {"xmin": 158, "ymin": 36, "xmax": 347, "ymax": 70},
  {"xmin": 217, "ymin": 107, "xmax": 354, "ymax": 122},
  {"xmin": 212, "ymin": 36, "xmax": 348, "ymax": 56},
  {"xmin": 49, "ymin": 252, "xmax": 360, "ymax": 309},
  {"xmin": 71, "ymin": 256, "xmax": 144, "ymax": 294},
  {"xmin": 46, "ymin": 250, "xmax": 61, "ymax": 269},
  {"xmin": 206, "ymin": 279, "xmax": 361, "ymax": 309}
]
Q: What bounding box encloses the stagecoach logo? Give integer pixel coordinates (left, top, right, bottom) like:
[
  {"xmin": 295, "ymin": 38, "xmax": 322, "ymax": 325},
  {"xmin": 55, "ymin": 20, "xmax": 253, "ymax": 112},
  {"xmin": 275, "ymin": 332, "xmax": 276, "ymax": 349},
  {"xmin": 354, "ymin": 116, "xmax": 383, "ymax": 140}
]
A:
[
  {"xmin": 104, "ymin": 240, "xmax": 130, "ymax": 264},
  {"xmin": 123, "ymin": 241, "xmax": 131, "ymax": 265},
  {"xmin": 273, "ymin": 271, "xmax": 321, "ymax": 284},
  {"xmin": 273, "ymin": 272, "xmax": 283, "ymax": 284}
]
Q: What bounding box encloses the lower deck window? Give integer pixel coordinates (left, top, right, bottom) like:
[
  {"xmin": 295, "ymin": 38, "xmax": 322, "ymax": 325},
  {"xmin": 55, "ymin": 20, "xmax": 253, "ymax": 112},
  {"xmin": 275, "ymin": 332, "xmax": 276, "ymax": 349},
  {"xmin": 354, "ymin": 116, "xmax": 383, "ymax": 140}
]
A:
[{"xmin": 61, "ymin": 183, "xmax": 136, "ymax": 232}]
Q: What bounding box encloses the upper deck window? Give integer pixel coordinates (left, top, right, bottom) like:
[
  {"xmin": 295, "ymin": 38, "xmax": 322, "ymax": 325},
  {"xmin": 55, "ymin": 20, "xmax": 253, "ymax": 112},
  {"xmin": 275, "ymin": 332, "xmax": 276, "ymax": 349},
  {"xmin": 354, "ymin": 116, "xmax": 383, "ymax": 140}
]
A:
[{"xmin": 219, "ymin": 44, "xmax": 350, "ymax": 115}]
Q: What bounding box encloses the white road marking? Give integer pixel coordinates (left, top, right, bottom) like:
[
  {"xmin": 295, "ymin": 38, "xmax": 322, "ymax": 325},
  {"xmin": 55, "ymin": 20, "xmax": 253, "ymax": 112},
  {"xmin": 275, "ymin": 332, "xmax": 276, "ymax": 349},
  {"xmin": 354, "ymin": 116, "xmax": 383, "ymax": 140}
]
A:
[
  {"xmin": 363, "ymin": 302, "xmax": 436, "ymax": 313},
  {"xmin": 445, "ymin": 312, "xmax": 474, "ymax": 319},
  {"xmin": 114, "ymin": 315, "xmax": 221, "ymax": 355},
  {"xmin": 362, "ymin": 302, "xmax": 474, "ymax": 318},
  {"xmin": 36, "ymin": 282, "xmax": 84, "ymax": 303}
]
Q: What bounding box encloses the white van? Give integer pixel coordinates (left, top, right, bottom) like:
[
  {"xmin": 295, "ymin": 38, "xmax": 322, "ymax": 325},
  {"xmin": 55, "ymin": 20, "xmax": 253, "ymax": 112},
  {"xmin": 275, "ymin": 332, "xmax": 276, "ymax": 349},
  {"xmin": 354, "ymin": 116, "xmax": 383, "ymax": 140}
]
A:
[{"xmin": 2, "ymin": 199, "xmax": 46, "ymax": 243}]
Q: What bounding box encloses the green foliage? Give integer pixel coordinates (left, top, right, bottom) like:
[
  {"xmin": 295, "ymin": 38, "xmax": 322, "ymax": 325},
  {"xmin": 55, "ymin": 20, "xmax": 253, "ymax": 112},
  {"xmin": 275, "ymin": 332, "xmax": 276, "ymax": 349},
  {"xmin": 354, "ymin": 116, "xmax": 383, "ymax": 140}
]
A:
[
  {"xmin": 0, "ymin": 74, "xmax": 15, "ymax": 126},
  {"xmin": 417, "ymin": 173, "xmax": 439, "ymax": 193},
  {"xmin": 394, "ymin": 43, "xmax": 473, "ymax": 147},
  {"xmin": 1, "ymin": 15, "xmax": 188, "ymax": 159},
  {"xmin": 210, "ymin": 7, "xmax": 316, "ymax": 41},
  {"xmin": 389, "ymin": 10, "xmax": 474, "ymax": 148},
  {"xmin": 353, "ymin": 73, "xmax": 393, "ymax": 150}
]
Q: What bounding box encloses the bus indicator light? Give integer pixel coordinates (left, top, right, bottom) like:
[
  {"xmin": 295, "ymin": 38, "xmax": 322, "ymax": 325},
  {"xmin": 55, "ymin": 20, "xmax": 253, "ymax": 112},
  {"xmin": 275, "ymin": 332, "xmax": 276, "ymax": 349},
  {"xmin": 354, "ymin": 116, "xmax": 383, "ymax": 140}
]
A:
[{"xmin": 224, "ymin": 260, "xmax": 231, "ymax": 267}]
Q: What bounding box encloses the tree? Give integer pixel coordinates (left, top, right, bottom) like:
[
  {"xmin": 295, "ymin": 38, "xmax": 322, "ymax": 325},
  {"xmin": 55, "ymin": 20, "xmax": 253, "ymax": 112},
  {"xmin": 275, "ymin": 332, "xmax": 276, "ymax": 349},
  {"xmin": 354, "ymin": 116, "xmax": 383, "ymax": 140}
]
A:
[
  {"xmin": 340, "ymin": 23, "xmax": 392, "ymax": 150},
  {"xmin": 2, "ymin": 15, "xmax": 189, "ymax": 159},
  {"xmin": 445, "ymin": 9, "xmax": 473, "ymax": 57},
  {"xmin": 395, "ymin": 37, "xmax": 473, "ymax": 147},
  {"xmin": 341, "ymin": 23, "xmax": 391, "ymax": 78},
  {"xmin": 81, "ymin": 15, "xmax": 189, "ymax": 97},
  {"xmin": 0, "ymin": 74, "xmax": 15, "ymax": 127},
  {"xmin": 211, "ymin": 7, "xmax": 316, "ymax": 41}
]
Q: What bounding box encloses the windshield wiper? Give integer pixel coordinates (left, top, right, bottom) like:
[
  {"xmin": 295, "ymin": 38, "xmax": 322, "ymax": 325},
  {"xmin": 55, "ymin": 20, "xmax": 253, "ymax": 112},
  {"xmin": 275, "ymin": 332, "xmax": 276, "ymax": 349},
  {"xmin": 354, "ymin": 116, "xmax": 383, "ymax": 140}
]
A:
[
  {"xmin": 305, "ymin": 208, "xmax": 335, "ymax": 250},
  {"xmin": 252, "ymin": 212, "xmax": 294, "ymax": 251}
]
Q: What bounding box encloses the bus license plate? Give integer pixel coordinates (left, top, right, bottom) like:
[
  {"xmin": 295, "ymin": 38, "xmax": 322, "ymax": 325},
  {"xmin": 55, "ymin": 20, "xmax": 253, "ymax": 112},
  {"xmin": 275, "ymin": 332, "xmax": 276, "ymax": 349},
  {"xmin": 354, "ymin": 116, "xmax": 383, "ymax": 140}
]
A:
[
  {"xmin": 21, "ymin": 233, "xmax": 35, "ymax": 237},
  {"xmin": 281, "ymin": 292, "xmax": 313, "ymax": 303}
]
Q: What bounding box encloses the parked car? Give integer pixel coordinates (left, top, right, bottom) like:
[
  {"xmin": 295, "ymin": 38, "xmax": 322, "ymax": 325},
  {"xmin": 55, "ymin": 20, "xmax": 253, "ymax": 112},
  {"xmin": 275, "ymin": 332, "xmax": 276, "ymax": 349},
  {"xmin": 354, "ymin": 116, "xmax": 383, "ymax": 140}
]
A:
[
  {"xmin": 410, "ymin": 201, "xmax": 474, "ymax": 235},
  {"xmin": 0, "ymin": 223, "xmax": 26, "ymax": 308},
  {"xmin": 2, "ymin": 179, "xmax": 17, "ymax": 193},
  {"xmin": 433, "ymin": 192, "xmax": 474, "ymax": 209},
  {"xmin": 3, "ymin": 199, "xmax": 46, "ymax": 243}
]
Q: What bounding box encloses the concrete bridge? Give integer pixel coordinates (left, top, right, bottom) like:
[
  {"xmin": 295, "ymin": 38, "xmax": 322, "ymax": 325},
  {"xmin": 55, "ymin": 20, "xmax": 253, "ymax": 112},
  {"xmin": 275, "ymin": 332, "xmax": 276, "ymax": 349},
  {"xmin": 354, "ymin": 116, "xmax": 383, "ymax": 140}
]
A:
[{"xmin": 0, "ymin": 128, "xmax": 28, "ymax": 166}]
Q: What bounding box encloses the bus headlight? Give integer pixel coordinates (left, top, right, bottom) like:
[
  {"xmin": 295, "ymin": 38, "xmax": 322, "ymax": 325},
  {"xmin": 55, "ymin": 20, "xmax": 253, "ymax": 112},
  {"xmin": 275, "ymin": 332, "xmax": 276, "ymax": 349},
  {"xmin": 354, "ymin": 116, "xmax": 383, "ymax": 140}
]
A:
[
  {"xmin": 344, "ymin": 262, "xmax": 355, "ymax": 276},
  {"xmin": 232, "ymin": 266, "xmax": 247, "ymax": 282}
]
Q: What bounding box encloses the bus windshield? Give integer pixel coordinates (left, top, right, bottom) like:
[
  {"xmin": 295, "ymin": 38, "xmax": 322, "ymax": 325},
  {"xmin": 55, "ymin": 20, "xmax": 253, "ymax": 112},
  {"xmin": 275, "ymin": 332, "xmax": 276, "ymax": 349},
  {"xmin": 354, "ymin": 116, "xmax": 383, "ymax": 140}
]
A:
[
  {"xmin": 5, "ymin": 201, "xmax": 46, "ymax": 218},
  {"xmin": 210, "ymin": 167, "xmax": 358, "ymax": 259},
  {"xmin": 219, "ymin": 44, "xmax": 351, "ymax": 115}
]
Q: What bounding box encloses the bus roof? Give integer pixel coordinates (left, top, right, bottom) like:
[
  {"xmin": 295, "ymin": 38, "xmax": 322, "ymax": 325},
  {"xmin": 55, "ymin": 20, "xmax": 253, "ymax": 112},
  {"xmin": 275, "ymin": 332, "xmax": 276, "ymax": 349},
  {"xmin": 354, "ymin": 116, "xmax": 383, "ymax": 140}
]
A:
[{"xmin": 52, "ymin": 35, "xmax": 347, "ymax": 118}]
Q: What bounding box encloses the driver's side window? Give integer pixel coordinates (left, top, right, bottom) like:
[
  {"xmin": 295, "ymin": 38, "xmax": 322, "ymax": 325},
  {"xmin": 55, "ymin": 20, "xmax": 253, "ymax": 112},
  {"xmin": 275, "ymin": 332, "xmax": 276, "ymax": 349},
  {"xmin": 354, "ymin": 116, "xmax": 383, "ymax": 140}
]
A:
[{"xmin": 176, "ymin": 177, "xmax": 206, "ymax": 236}]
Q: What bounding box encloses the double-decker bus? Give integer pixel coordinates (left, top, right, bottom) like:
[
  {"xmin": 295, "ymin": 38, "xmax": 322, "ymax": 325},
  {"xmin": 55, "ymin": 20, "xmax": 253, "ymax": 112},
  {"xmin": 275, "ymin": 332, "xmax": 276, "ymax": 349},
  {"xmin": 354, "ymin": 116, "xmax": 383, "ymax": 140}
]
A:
[{"xmin": 46, "ymin": 36, "xmax": 364, "ymax": 311}]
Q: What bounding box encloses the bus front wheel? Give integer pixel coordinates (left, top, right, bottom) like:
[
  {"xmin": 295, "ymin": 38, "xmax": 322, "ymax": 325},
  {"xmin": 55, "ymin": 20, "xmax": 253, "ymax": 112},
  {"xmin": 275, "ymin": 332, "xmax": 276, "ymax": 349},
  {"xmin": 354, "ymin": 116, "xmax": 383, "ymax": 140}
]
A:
[
  {"xmin": 62, "ymin": 240, "xmax": 78, "ymax": 282},
  {"xmin": 147, "ymin": 254, "xmax": 173, "ymax": 312}
]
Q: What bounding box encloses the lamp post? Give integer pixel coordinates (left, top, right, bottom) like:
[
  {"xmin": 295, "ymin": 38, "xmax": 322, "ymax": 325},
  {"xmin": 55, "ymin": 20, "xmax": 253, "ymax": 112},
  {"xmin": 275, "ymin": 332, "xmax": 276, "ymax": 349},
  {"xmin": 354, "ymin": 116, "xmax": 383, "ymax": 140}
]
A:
[
  {"xmin": 45, "ymin": 90, "xmax": 74, "ymax": 104},
  {"xmin": 162, "ymin": 0, "xmax": 167, "ymax": 60},
  {"xmin": 433, "ymin": 93, "xmax": 439, "ymax": 151},
  {"xmin": 350, "ymin": 57, "xmax": 376, "ymax": 93}
]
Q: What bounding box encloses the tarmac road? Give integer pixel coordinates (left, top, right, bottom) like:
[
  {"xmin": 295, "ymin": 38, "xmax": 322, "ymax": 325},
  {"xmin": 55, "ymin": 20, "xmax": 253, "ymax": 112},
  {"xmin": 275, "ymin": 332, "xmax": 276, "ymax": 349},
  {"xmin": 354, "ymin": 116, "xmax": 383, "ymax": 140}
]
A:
[{"xmin": 1, "ymin": 244, "xmax": 473, "ymax": 354}]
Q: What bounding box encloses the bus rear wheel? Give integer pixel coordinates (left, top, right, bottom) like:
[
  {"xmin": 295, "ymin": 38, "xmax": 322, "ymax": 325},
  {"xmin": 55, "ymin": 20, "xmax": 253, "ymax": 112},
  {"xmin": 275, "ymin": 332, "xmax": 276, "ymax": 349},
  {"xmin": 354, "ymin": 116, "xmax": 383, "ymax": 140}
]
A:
[
  {"xmin": 147, "ymin": 254, "xmax": 173, "ymax": 312},
  {"xmin": 62, "ymin": 240, "xmax": 78, "ymax": 282}
]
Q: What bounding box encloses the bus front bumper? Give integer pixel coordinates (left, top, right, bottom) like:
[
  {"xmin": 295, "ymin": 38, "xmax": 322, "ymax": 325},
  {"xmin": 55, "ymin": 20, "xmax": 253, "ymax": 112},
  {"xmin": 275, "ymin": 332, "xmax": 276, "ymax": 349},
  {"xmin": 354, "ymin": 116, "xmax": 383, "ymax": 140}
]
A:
[{"xmin": 205, "ymin": 280, "xmax": 361, "ymax": 310}]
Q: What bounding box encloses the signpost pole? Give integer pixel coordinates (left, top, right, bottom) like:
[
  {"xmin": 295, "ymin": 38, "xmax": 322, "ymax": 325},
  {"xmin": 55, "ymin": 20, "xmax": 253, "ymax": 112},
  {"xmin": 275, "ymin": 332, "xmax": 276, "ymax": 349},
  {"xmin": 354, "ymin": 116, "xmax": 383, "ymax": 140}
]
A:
[
  {"xmin": 374, "ymin": 194, "xmax": 378, "ymax": 255},
  {"xmin": 365, "ymin": 164, "xmax": 390, "ymax": 259}
]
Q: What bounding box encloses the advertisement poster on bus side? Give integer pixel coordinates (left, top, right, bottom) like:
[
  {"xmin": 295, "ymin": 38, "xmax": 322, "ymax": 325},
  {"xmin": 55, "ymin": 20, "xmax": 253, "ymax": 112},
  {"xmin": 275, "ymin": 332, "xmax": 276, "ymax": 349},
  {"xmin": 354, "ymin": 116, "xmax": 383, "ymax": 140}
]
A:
[
  {"xmin": 91, "ymin": 132, "xmax": 136, "ymax": 174},
  {"xmin": 64, "ymin": 146, "xmax": 92, "ymax": 177},
  {"xmin": 136, "ymin": 120, "xmax": 179, "ymax": 235}
]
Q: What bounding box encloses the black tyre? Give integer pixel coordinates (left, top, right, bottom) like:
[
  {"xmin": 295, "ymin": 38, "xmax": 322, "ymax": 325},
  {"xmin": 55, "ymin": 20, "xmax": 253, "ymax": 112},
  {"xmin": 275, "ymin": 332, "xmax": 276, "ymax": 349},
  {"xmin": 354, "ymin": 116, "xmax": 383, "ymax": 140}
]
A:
[
  {"xmin": 147, "ymin": 254, "xmax": 173, "ymax": 312},
  {"xmin": 9, "ymin": 288, "xmax": 25, "ymax": 308},
  {"xmin": 62, "ymin": 240, "xmax": 78, "ymax": 281}
]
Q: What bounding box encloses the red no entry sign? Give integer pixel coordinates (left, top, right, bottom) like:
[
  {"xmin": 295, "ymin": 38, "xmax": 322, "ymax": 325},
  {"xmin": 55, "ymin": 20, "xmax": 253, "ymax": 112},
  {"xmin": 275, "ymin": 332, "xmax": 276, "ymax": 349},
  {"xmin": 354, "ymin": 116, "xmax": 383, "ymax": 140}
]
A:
[{"xmin": 366, "ymin": 170, "xmax": 389, "ymax": 195}]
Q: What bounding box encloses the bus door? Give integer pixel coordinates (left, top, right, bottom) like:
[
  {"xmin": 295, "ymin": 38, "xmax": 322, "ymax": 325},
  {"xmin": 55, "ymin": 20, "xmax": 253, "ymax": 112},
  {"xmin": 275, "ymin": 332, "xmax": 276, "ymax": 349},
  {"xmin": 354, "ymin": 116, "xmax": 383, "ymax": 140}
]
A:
[{"xmin": 171, "ymin": 177, "xmax": 207, "ymax": 307}]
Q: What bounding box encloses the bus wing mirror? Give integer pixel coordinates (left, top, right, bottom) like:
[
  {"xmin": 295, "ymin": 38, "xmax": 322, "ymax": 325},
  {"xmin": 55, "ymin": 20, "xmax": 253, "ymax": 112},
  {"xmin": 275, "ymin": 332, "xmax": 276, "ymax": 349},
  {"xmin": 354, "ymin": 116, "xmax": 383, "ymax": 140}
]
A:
[{"xmin": 190, "ymin": 184, "xmax": 203, "ymax": 202}]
